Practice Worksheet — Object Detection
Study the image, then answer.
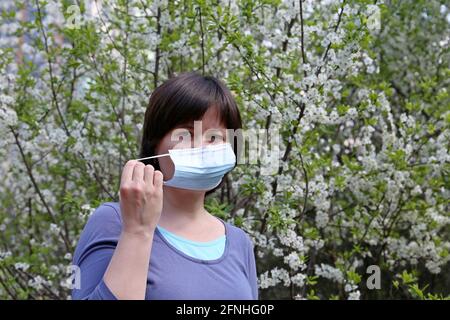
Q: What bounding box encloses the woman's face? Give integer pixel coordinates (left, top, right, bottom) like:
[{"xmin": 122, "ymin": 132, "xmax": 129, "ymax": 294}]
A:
[{"xmin": 155, "ymin": 107, "xmax": 228, "ymax": 181}]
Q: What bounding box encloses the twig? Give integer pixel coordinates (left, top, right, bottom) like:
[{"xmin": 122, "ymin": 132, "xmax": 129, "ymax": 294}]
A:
[
  {"xmin": 198, "ymin": 6, "xmax": 206, "ymax": 75},
  {"xmin": 315, "ymin": 0, "xmax": 346, "ymax": 76},
  {"xmin": 10, "ymin": 127, "xmax": 72, "ymax": 252}
]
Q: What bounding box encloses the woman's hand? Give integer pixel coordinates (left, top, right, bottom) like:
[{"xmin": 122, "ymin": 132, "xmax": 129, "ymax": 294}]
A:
[{"xmin": 119, "ymin": 160, "xmax": 163, "ymax": 237}]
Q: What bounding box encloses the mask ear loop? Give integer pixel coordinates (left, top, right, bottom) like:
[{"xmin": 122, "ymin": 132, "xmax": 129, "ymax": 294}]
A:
[{"xmin": 133, "ymin": 153, "xmax": 170, "ymax": 161}]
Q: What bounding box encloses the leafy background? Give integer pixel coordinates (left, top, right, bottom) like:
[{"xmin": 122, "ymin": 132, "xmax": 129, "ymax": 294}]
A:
[{"xmin": 0, "ymin": 0, "xmax": 449, "ymax": 299}]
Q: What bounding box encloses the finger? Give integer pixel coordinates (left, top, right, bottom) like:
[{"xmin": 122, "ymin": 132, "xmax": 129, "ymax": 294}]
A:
[
  {"xmin": 132, "ymin": 161, "xmax": 145, "ymax": 181},
  {"xmin": 153, "ymin": 170, "xmax": 164, "ymax": 190},
  {"xmin": 144, "ymin": 164, "xmax": 154, "ymax": 184},
  {"xmin": 121, "ymin": 160, "xmax": 138, "ymax": 186}
]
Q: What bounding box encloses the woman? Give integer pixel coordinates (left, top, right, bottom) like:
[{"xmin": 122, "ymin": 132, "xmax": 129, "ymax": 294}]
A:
[{"xmin": 71, "ymin": 72, "xmax": 258, "ymax": 300}]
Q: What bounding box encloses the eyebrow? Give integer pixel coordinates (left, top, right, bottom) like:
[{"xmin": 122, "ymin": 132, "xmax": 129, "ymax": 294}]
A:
[
  {"xmin": 174, "ymin": 123, "xmax": 194, "ymax": 129},
  {"xmin": 174, "ymin": 123, "xmax": 227, "ymax": 133}
]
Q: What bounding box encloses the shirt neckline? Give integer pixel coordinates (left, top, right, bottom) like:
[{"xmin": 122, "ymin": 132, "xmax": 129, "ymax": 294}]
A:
[
  {"xmin": 156, "ymin": 224, "xmax": 226, "ymax": 247},
  {"xmin": 154, "ymin": 216, "xmax": 230, "ymax": 265}
]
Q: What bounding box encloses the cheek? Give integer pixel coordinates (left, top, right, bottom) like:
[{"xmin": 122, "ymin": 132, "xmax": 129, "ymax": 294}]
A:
[
  {"xmin": 157, "ymin": 156, "xmax": 175, "ymax": 181},
  {"xmin": 155, "ymin": 136, "xmax": 176, "ymax": 180}
]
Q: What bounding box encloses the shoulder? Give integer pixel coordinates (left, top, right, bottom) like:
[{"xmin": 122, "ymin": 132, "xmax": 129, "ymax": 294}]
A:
[
  {"xmin": 84, "ymin": 202, "xmax": 122, "ymax": 232},
  {"xmin": 73, "ymin": 202, "xmax": 122, "ymax": 262},
  {"xmin": 222, "ymin": 219, "xmax": 254, "ymax": 248},
  {"xmin": 222, "ymin": 220, "xmax": 256, "ymax": 272}
]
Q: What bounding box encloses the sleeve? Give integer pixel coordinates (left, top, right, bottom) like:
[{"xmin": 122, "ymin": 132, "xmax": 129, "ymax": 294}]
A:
[
  {"xmin": 245, "ymin": 234, "xmax": 259, "ymax": 300},
  {"xmin": 71, "ymin": 203, "xmax": 122, "ymax": 300}
]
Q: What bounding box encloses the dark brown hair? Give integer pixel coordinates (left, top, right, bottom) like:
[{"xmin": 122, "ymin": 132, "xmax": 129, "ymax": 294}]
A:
[{"xmin": 139, "ymin": 71, "xmax": 242, "ymax": 194}]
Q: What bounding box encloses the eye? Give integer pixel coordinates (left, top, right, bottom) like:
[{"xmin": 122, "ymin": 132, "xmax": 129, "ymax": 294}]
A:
[
  {"xmin": 208, "ymin": 133, "xmax": 224, "ymax": 143},
  {"xmin": 178, "ymin": 132, "xmax": 187, "ymax": 140},
  {"xmin": 171, "ymin": 128, "xmax": 192, "ymax": 144}
]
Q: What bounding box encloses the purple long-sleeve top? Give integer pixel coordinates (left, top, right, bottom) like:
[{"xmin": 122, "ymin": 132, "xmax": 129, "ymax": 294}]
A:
[{"xmin": 71, "ymin": 202, "xmax": 259, "ymax": 300}]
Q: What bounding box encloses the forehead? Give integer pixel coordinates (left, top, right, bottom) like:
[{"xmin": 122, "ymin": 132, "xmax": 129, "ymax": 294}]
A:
[
  {"xmin": 176, "ymin": 107, "xmax": 226, "ymax": 130},
  {"xmin": 201, "ymin": 107, "xmax": 225, "ymax": 127}
]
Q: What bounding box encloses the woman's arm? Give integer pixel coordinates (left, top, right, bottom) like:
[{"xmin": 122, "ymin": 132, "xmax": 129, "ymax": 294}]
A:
[
  {"xmin": 102, "ymin": 230, "xmax": 155, "ymax": 299},
  {"xmin": 72, "ymin": 161, "xmax": 163, "ymax": 300},
  {"xmin": 70, "ymin": 204, "xmax": 122, "ymax": 300},
  {"xmin": 246, "ymin": 234, "xmax": 259, "ymax": 300},
  {"xmin": 103, "ymin": 160, "xmax": 163, "ymax": 300},
  {"xmin": 71, "ymin": 234, "xmax": 120, "ymax": 300}
]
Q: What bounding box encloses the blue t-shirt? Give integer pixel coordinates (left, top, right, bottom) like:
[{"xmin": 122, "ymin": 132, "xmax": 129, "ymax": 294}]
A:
[
  {"xmin": 71, "ymin": 202, "xmax": 258, "ymax": 300},
  {"xmin": 156, "ymin": 224, "xmax": 226, "ymax": 260}
]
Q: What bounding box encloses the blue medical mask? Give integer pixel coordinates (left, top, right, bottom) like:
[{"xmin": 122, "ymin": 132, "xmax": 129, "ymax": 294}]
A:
[{"xmin": 135, "ymin": 143, "xmax": 236, "ymax": 191}]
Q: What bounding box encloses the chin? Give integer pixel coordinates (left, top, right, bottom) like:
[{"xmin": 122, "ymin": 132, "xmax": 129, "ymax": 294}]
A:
[{"xmin": 164, "ymin": 185, "xmax": 208, "ymax": 195}]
